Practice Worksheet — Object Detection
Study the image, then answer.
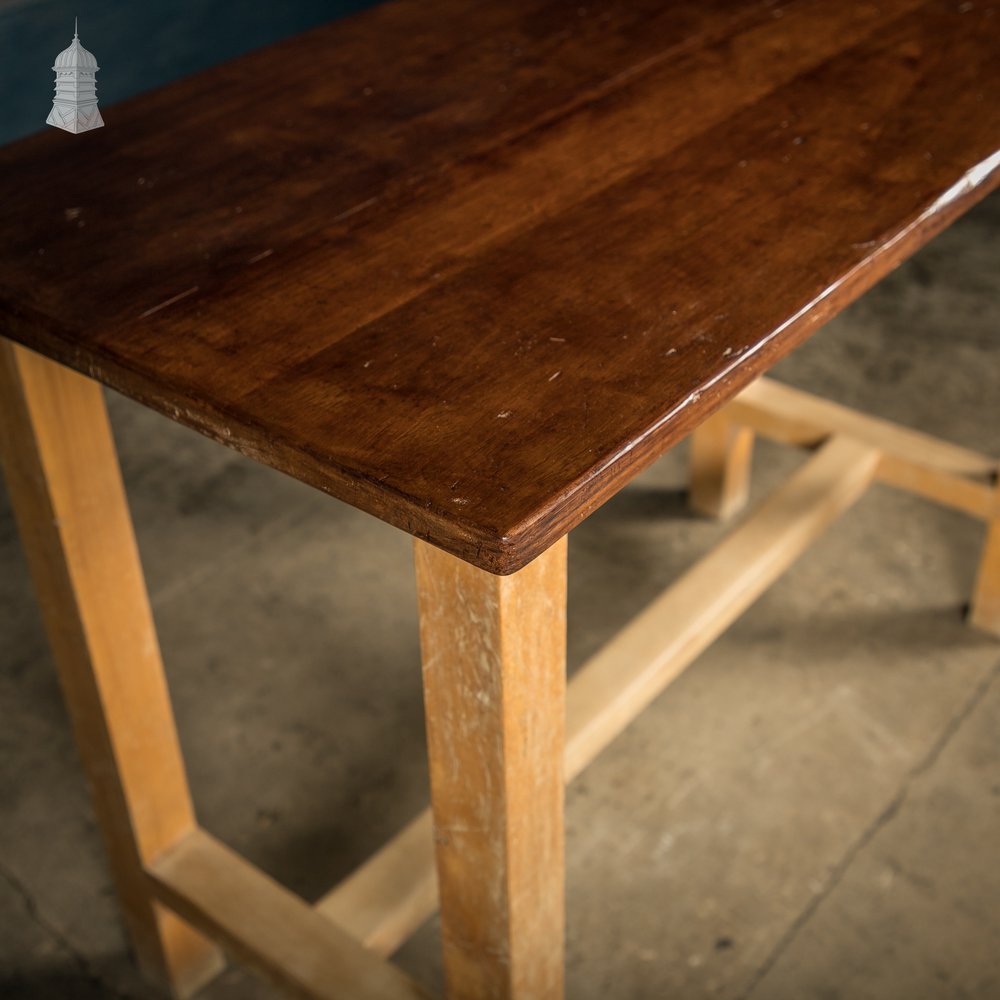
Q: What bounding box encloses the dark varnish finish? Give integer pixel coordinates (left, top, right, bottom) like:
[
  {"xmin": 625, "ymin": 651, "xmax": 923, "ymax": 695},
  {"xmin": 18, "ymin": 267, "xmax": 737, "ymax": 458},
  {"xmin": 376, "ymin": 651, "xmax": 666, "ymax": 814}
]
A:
[{"xmin": 2, "ymin": 0, "xmax": 998, "ymax": 573}]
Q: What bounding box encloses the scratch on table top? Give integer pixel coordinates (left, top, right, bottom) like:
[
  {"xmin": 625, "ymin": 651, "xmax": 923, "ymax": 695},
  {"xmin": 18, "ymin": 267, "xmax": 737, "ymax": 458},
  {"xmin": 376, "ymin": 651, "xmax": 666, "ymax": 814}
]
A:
[
  {"xmin": 332, "ymin": 196, "xmax": 378, "ymax": 224},
  {"xmin": 138, "ymin": 286, "xmax": 199, "ymax": 319}
]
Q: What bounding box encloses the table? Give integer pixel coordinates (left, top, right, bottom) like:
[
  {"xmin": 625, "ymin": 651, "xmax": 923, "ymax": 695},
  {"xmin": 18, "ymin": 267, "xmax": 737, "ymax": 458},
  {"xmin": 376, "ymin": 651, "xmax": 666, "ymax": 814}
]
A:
[{"xmin": 1, "ymin": 1, "xmax": 998, "ymax": 997}]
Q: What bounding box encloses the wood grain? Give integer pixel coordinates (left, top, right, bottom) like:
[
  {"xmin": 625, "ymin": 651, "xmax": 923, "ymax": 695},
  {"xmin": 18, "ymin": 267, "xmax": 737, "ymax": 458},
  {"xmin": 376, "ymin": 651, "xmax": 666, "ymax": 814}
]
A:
[
  {"xmin": 415, "ymin": 537, "xmax": 567, "ymax": 999},
  {"xmin": 1, "ymin": 0, "xmax": 998, "ymax": 572},
  {"xmin": 0, "ymin": 340, "xmax": 224, "ymax": 996}
]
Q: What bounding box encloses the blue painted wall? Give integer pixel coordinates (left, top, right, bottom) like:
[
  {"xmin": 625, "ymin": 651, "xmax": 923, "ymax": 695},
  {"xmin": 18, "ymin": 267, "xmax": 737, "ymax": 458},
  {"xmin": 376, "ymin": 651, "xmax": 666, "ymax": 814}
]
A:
[{"xmin": 0, "ymin": 0, "xmax": 383, "ymax": 146}]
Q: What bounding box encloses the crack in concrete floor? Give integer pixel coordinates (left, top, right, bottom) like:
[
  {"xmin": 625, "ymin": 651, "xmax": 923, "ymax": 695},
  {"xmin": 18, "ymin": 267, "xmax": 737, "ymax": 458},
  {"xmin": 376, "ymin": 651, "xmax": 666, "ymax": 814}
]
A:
[{"xmin": 739, "ymin": 655, "xmax": 1000, "ymax": 1000}]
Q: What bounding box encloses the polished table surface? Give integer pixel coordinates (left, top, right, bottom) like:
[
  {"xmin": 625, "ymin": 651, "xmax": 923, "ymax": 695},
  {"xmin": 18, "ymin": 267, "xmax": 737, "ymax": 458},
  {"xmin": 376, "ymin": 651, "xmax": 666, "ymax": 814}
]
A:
[{"xmin": 1, "ymin": 0, "xmax": 998, "ymax": 573}]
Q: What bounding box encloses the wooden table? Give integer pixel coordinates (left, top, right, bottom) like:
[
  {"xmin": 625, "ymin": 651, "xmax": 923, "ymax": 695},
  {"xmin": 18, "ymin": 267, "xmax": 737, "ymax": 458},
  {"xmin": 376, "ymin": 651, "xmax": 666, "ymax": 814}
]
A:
[{"xmin": 2, "ymin": 2, "xmax": 999, "ymax": 997}]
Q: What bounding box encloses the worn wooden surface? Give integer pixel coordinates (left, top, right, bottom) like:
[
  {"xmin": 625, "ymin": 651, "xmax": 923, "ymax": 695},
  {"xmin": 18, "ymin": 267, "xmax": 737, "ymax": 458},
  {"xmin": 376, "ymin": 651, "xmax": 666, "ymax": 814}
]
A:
[
  {"xmin": 0, "ymin": 341, "xmax": 224, "ymax": 996},
  {"xmin": 1, "ymin": 0, "xmax": 998, "ymax": 572},
  {"xmin": 416, "ymin": 537, "xmax": 567, "ymax": 999}
]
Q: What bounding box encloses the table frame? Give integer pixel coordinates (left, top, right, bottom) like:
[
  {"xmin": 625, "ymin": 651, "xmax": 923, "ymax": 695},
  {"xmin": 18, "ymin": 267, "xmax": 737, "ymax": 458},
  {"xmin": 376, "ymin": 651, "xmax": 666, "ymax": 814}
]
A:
[{"xmin": 1, "ymin": 335, "xmax": 997, "ymax": 1000}]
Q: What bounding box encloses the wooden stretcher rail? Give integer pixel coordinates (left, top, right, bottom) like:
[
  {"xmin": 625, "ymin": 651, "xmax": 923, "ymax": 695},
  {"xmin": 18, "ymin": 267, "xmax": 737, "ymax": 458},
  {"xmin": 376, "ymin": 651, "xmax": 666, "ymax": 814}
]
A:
[
  {"xmin": 146, "ymin": 829, "xmax": 431, "ymax": 1000},
  {"xmin": 315, "ymin": 435, "xmax": 881, "ymax": 955},
  {"xmin": 730, "ymin": 378, "xmax": 998, "ymax": 519}
]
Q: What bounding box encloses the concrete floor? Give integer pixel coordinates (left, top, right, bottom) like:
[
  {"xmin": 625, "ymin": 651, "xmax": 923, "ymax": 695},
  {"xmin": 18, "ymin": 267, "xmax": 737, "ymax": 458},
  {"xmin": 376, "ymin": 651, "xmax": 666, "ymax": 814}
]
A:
[{"xmin": 2, "ymin": 190, "xmax": 999, "ymax": 999}]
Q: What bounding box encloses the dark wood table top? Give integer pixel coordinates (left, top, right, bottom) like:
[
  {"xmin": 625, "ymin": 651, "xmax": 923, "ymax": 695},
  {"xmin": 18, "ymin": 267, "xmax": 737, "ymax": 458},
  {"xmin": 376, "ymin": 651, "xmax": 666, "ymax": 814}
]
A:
[{"xmin": 2, "ymin": 0, "xmax": 998, "ymax": 573}]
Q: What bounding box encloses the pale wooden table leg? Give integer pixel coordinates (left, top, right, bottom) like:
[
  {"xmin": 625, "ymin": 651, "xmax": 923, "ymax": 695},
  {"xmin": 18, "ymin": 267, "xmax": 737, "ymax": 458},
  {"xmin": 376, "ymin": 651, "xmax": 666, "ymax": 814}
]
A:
[
  {"xmin": 0, "ymin": 341, "xmax": 224, "ymax": 997},
  {"xmin": 415, "ymin": 537, "xmax": 567, "ymax": 1000},
  {"xmin": 689, "ymin": 409, "xmax": 755, "ymax": 519},
  {"xmin": 970, "ymin": 486, "xmax": 1000, "ymax": 636}
]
